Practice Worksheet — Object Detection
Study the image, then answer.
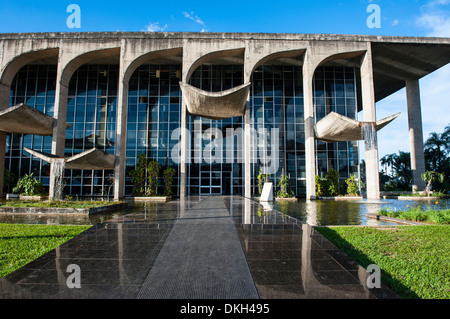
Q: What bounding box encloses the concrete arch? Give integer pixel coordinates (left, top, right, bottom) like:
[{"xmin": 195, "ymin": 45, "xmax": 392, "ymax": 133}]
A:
[
  {"xmin": 312, "ymin": 50, "xmax": 367, "ymax": 113},
  {"xmin": 59, "ymin": 47, "xmax": 120, "ymax": 88},
  {"xmin": 185, "ymin": 47, "xmax": 245, "ymax": 83},
  {"xmin": 0, "ymin": 48, "xmax": 59, "ymax": 87},
  {"xmin": 0, "ymin": 47, "xmax": 60, "ymax": 197},
  {"xmin": 123, "ymin": 47, "xmax": 183, "ymax": 85},
  {"xmin": 0, "ymin": 48, "xmax": 59, "ymax": 109},
  {"xmin": 316, "ymin": 50, "xmax": 366, "ymax": 68},
  {"xmin": 52, "ymin": 47, "xmax": 121, "ymax": 157},
  {"xmin": 248, "ymin": 48, "xmax": 306, "ymax": 77}
]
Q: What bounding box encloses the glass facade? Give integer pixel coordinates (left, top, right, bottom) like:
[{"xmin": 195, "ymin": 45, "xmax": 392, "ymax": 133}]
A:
[
  {"xmin": 188, "ymin": 65, "xmax": 244, "ymax": 195},
  {"xmin": 65, "ymin": 64, "xmax": 118, "ymax": 197},
  {"xmin": 125, "ymin": 64, "xmax": 182, "ymax": 196},
  {"xmin": 250, "ymin": 65, "xmax": 305, "ymax": 196},
  {"xmin": 314, "ymin": 66, "xmax": 359, "ymax": 181},
  {"xmin": 7, "ymin": 64, "xmax": 118, "ymax": 197},
  {"xmin": 6, "ymin": 62, "xmax": 359, "ymax": 198},
  {"xmin": 6, "ymin": 65, "xmax": 56, "ymax": 191}
]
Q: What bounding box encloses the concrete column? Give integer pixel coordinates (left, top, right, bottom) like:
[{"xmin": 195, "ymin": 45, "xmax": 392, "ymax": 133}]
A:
[
  {"xmin": 51, "ymin": 71, "xmax": 68, "ymax": 156},
  {"xmin": 303, "ymin": 53, "xmax": 316, "ymax": 200},
  {"xmin": 180, "ymin": 48, "xmax": 189, "ymax": 199},
  {"xmin": 244, "ymin": 47, "xmax": 252, "ymax": 199},
  {"xmin": 0, "ymin": 132, "xmax": 6, "ymax": 197},
  {"xmin": 244, "ymin": 102, "xmax": 251, "ymax": 198},
  {"xmin": 114, "ymin": 40, "xmax": 128, "ymax": 200},
  {"xmin": 406, "ymin": 79, "xmax": 426, "ymax": 192},
  {"xmin": 180, "ymin": 99, "xmax": 187, "ymax": 199},
  {"xmin": 0, "ymin": 83, "xmax": 10, "ymax": 197},
  {"xmin": 361, "ymin": 46, "xmax": 380, "ymax": 200},
  {"xmin": 49, "ymin": 47, "xmax": 69, "ymax": 200}
]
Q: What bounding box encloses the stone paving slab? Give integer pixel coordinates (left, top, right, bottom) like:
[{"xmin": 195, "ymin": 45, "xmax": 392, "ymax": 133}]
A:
[
  {"xmin": 136, "ymin": 197, "xmax": 259, "ymax": 299},
  {"xmin": 0, "ymin": 196, "xmax": 399, "ymax": 300}
]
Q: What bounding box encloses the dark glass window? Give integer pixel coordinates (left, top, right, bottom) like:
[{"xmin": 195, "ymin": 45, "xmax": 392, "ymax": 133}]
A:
[{"xmin": 314, "ymin": 66, "xmax": 359, "ymax": 182}]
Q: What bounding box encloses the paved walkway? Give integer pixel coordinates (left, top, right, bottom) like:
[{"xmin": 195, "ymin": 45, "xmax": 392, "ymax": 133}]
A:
[
  {"xmin": 0, "ymin": 196, "xmax": 398, "ymax": 299},
  {"xmin": 137, "ymin": 197, "xmax": 258, "ymax": 299}
]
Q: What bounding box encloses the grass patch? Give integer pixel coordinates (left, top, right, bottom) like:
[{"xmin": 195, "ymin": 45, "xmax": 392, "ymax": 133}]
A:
[
  {"xmin": 0, "ymin": 223, "xmax": 91, "ymax": 278},
  {"xmin": 379, "ymin": 207, "xmax": 450, "ymax": 224},
  {"xmin": 315, "ymin": 225, "xmax": 450, "ymax": 299},
  {"xmin": 0, "ymin": 200, "xmax": 122, "ymax": 209}
]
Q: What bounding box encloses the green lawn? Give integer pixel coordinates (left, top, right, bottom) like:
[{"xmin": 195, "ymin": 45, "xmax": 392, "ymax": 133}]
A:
[
  {"xmin": 379, "ymin": 207, "xmax": 450, "ymax": 224},
  {"xmin": 315, "ymin": 225, "xmax": 450, "ymax": 299},
  {"xmin": 0, "ymin": 224, "xmax": 91, "ymax": 278}
]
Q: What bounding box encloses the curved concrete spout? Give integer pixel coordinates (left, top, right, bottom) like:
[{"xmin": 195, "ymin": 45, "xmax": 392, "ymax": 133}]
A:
[
  {"xmin": 0, "ymin": 103, "xmax": 71, "ymax": 136},
  {"xmin": 314, "ymin": 112, "xmax": 401, "ymax": 143},
  {"xmin": 24, "ymin": 147, "xmax": 116, "ymax": 170},
  {"xmin": 180, "ymin": 82, "xmax": 251, "ymax": 120}
]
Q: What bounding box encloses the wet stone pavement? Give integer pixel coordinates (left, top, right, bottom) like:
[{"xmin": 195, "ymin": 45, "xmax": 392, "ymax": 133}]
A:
[{"xmin": 0, "ymin": 196, "xmax": 398, "ymax": 299}]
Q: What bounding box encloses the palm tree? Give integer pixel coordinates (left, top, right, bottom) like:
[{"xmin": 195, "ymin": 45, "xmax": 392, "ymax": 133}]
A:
[
  {"xmin": 380, "ymin": 154, "xmax": 395, "ymax": 177},
  {"xmin": 392, "ymin": 151, "xmax": 411, "ymax": 190},
  {"xmin": 421, "ymin": 171, "xmax": 445, "ymax": 196},
  {"xmin": 425, "ymin": 132, "xmax": 447, "ymax": 171},
  {"xmin": 442, "ymin": 124, "xmax": 450, "ymax": 156}
]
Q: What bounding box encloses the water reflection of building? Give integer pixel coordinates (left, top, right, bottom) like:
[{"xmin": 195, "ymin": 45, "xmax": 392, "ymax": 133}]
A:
[{"xmin": 237, "ymin": 197, "xmax": 380, "ymax": 298}]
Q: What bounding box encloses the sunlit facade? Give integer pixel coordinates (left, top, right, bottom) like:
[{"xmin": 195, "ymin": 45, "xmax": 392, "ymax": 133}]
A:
[
  {"xmin": 1, "ymin": 32, "xmax": 444, "ymax": 200},
  {"xmin": 6, "ymin": 62, "xmax": 358, "ymax": 198}
]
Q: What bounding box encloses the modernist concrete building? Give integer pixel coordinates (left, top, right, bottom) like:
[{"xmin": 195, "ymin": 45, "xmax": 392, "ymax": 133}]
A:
[{"xmin": 1, "ymin": 32, "xmax": 450, "ymax": 200}]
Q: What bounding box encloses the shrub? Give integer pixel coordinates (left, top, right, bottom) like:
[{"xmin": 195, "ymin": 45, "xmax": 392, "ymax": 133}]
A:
[
  {"xmin": 12, "ymin": 173, "xmax": 46, "ymax": 196},
  {"xmin": 129, "ymin": 153, "xmax": 149, "ymax": 195},
  {"xmin": 147, "ymin": 161, "xmax": 160, "ymax": 196},
  {"xmin": 277, "ymin": 171, "xmax": 295, "ymax": 198},
  {"xmin": 163, "ymin": 167, "xmax": 176, "ymax": 196},
  {"xmin": 345, "ymin": 174, "xmax": 360, "ymax": 196},
  {"xmin": 128, "ymin": 154, "xmax": 161, "ymax": 196},
  {"xmin": 315, "ymin": 175, "xmax": 328, "ymax": 197},
  {"xmin": 326, "ymin": 169, "xmax": 340, "ymax": 196}
]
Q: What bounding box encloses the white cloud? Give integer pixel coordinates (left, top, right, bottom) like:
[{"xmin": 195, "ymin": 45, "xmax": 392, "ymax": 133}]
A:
[
  {"xmin": 416, "ymin": 0, "xmax": 450, "ymax": 37},
  {"xmin": 374, "ymin": 0, "xmax": 450, "ymax": 158},
  {"xmin": 144, "ymin": 22, "xmax": 168, "ymax": 32},
  {"xmin": 182, "ymin": 10, "xmax": 207, "ymax": 31},
  {"xmin": 392, "ymin": 19, "xmax": 399, "ymax": 26},
  {"xmin": 417, "ymin": 14, "xmax": 450, "ymax": 37}
]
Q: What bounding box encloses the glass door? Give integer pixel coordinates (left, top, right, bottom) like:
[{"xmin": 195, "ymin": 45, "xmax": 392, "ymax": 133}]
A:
[{"xmin": 200, "ymin": 171, "xmax": 222, "ymax": 195}]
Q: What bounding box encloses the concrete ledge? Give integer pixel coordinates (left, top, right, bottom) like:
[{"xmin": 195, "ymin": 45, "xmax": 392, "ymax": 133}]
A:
[
  {"xmin": 125, "ymin": 196, "xmax": 172, "ymax": 203},
  {"xmin": 275, "ymin": 197, "xmax": 298, "ymax": 201},
  {"xmin": 0, "ymin": 202, "xmax": 128, "ymax": 215},
  {"xmin": 384, "ymin": 196, "xmax": 443, "ymax": 200},
  {"xmin": 366, "ymin": 213, "xmax": 432, "ymax": 225},
  {"xmin": 5, "ymin": 194, "xmax": 49, "ymax": 200},
  {"xmin": 317, "ymin": 196, "xmax": 363, "ymax": 201}
]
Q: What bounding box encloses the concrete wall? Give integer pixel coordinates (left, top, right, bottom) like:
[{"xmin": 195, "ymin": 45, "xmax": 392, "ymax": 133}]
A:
[{"xmin": 1, "ymin": 32, "xmax": 448, "ymax": 199}]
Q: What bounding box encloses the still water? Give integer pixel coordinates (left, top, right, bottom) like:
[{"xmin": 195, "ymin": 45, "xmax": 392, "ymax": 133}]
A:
[
  {"xmin": 0, "ymin": 197, "xmax": 447, "ymax": 226},
  {"xmin": 274, "ymin": 198, "xmax": 449, "ymax": 226}
]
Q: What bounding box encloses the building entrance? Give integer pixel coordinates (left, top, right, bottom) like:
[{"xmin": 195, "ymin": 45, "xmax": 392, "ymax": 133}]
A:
[{"xmin": 200, "ymin": 171, "xmax": 222, "ymax": 195}]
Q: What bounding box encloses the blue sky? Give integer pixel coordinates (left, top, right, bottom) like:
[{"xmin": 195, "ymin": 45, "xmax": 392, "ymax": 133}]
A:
[{"xmin": 0, "ymin": 0, "xmax": 449, "ymax": 158}]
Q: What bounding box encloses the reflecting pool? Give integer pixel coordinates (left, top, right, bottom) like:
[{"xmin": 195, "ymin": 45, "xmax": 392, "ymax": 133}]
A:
[
  {"xmin": 274, "ymin": 198, "xmax": 449, "ymax": 226},
  {"xmin": 0, "ymin": 196, "xmax": 447, "ymax": 227}
]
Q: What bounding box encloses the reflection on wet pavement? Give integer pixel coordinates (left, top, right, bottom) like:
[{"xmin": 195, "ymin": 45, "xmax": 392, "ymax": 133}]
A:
[{"xmin": 0, "ymin": 196, "xmax": 398, "ymax": 299}]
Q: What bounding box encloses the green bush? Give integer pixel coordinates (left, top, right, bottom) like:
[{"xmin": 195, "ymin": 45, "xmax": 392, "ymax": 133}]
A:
[
  {"xmin": 326, "ymin": 169, "xmax": 340, "ymax": 196},
  {"xmin": 345, "ymin": 174, "xmax": 360, "ymax": 196},
  {"xmin": 129, "ymin": 154, "xmax": 161, "ymax": 196},
  {"xmin": 315, "ymin": 175, "xmax": 328, "ymax": 197},
  {"xmin": 147, "ymin": 161, "xmax": 160, "ymax": 196},
  {"xmin": 12, "ymin": 173, "xmax": 46, "ymax": 196},
  {"xmin": 162, "ymin": 167, "xmax": 176, "ymax": 196},
  {"xmin": 277, "ymin": 172, "xmax": 295, "ymax": 198},
  {"xmin": 316, "ymin": 169, "xmax": 340, "ymax": 197}
]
